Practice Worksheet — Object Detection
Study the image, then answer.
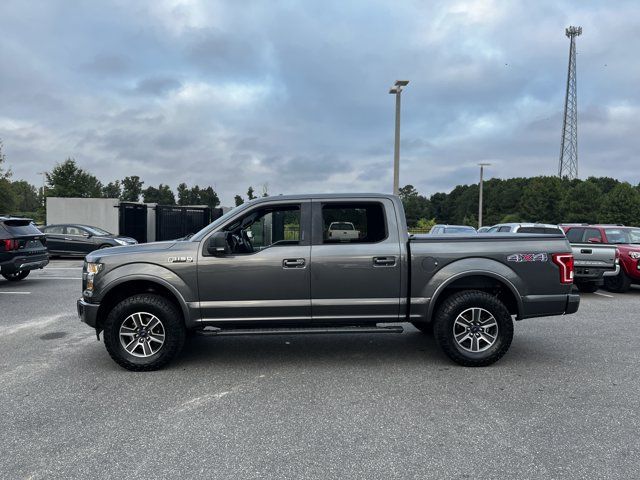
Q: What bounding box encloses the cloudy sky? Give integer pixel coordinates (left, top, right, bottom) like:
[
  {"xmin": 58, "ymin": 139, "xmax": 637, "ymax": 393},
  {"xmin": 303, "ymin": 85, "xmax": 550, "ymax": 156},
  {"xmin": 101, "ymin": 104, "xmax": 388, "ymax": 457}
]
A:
[{"xmin": 1, "ymin": 0, "xmax": 639, "ymax": 205}]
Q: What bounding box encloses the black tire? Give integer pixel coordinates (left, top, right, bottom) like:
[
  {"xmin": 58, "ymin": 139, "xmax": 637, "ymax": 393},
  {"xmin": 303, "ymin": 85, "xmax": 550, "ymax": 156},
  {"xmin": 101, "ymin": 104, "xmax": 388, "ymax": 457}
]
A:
[
  {"xmin": 411, "ymin": 321, "xmax": 434, "ymax": 335},
  {"xmin": 575, "ymin": 282, "xmax": 599, "ymax": 293},
  {"xmin": 2, "ymin": 270, "xmax": 30, "ymax": 281},
  {"xmin": 604, "ymin": 271, "xmax": 632, "ymax": 293},
  {"xmin": 433, "ymin": 290, "xmax": 513, "ymax": 367},
  {"xmin": 103, "ymin": 294, "xmax": 185, "ymax": 371}
]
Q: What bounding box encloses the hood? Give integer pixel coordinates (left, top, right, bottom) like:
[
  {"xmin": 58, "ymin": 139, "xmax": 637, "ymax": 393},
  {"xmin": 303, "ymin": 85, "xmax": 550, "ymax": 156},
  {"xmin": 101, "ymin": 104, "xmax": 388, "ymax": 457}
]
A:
[{"xmin": 86, "ymin": 240, "xmax": 178, "ymax": 262}]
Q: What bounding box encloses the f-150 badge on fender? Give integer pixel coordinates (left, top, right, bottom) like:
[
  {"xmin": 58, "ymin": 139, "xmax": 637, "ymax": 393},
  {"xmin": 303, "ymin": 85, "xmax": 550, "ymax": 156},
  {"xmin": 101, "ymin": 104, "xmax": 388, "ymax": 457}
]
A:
[
  {"xmin": 168, "ymin": 256, "xmax": 193, "ymax": 263},
  {"xmin": 507, "ymin": 253, "xmax": 548, "ymax": 263}
]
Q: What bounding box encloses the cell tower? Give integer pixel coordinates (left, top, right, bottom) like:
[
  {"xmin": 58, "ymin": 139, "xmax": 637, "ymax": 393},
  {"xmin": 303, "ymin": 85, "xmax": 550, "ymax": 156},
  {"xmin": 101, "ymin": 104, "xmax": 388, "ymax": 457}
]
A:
[{"xmin": 558, "ymin": 26, "xmax": 582, "ymax": 179}]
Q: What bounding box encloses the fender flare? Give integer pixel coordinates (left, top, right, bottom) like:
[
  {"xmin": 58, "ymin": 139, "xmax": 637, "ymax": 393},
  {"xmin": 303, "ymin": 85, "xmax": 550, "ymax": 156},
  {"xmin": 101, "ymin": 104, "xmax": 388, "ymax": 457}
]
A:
[{"xmin": 426, "ymin": 269, "xmax": 524, "ymax": 321}]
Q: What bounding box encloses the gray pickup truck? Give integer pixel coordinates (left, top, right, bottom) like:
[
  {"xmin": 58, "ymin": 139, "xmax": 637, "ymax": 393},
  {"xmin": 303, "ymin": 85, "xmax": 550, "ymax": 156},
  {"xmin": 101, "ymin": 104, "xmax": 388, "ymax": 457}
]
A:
[{"xmin": 77, "ymin": 194, "xmax": 579, "ymax": 371}]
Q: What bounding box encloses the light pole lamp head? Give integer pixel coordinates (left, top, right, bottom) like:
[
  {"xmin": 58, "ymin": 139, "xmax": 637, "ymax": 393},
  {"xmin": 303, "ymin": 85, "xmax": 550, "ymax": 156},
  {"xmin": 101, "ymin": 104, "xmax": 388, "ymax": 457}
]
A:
[
  {"xmin": 565, "ymin": 26, "xmax": 582, "ymax": 38},
  {"xmin": 389, "ymin": 80, "xmax": 409, "ymax": 94}
]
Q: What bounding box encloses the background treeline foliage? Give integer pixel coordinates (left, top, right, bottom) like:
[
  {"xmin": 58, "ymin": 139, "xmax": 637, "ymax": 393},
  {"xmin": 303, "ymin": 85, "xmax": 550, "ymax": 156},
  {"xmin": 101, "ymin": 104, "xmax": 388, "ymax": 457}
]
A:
[
  {"xmin": 400, "ymin": 176, "xmax": 640, "ymax": 228},
  {"xmin": 1, "ymin": 146, "xmax": 639, "ymax": 227}
]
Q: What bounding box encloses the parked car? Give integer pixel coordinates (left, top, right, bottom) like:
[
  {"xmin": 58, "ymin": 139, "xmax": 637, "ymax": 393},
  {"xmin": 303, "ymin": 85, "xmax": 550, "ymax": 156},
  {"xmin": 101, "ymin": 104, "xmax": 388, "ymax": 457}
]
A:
[
  {"xmin": 0, "ymin": 216, "xmax": 49, "ymax": 281},
  {"xmin": 560, "ymin": 225, "xmax": 619, "ymax": 293},
  {"xmin": 327, "ymin": 221, "xmax": 360, "ymax": 241},
  {"xmin": 486, "ymin": 223, "xmax": 564, "ymax": 234},
  {"xmin": 429, "ymin": 224, "xmax": 477, "ymax": 234},
  {"xmin": 563, "ymin": 225, "xmax": 640, "ymax": 292},
  {"xmin": 42, "ymin": 224, "xmax": 137, "ymax": 257},
  {"xmin": 77, "ymin": 193, "xmax": 579, "ymax": 371}
]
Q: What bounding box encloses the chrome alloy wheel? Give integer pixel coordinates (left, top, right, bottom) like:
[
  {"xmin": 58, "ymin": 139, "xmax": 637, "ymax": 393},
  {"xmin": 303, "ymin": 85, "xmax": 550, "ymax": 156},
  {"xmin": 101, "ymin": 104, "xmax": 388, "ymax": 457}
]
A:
[
  {"xmin": 453, "ymin": 307, "xmax": 498, "ymax": 353},
  {"xmin": 119, "ymin": 312, "xmax": 165, "ymax": 358}
]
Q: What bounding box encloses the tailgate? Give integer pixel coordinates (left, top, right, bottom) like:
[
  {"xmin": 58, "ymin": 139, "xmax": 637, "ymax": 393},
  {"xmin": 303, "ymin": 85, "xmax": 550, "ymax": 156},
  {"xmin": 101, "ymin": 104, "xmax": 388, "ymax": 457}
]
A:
[
  {"xmin": 1, "ymin": 220, "xmax": 47, "ymax": 253},
  {"xmin": 571, "ymin": 243, "xmax": 617, "ymax": 269}
]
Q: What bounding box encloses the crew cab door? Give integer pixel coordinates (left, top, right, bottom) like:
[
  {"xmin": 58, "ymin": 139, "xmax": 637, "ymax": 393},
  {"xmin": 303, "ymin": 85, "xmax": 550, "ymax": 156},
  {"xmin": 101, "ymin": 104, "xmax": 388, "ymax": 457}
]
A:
[
  {"xmin": 197, "ymin": 201, "xmax": 311, "ymax": 323},
  {"xmin": 310, "ymin": 198, "xmax": 402, "ymax": 322}
]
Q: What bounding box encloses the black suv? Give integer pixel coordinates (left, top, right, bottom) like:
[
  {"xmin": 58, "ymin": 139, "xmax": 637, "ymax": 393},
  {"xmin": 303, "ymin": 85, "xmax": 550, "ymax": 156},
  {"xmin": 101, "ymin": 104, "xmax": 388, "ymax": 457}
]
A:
[{"xmin": 0, "ymin": 217, "xmax": 49, "ymax": 281}]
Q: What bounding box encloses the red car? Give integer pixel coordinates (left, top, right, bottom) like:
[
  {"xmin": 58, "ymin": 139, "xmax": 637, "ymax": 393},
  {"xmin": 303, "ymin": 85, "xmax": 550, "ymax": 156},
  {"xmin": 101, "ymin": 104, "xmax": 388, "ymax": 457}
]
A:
[{"xmin": 563, "ymin": 225, "xmax": 640, "ymax": 292}]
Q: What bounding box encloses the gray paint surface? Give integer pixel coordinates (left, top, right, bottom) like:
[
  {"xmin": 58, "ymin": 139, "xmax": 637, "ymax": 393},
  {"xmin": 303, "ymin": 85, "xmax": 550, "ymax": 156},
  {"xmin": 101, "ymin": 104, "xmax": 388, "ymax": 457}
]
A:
[
  {"xmin": 84, "ymin": 193, "xmax": 577, "ymax": 330},
  {"xmin": 47, "ymin": 197, "xmax": 120, "ymax": 235}
]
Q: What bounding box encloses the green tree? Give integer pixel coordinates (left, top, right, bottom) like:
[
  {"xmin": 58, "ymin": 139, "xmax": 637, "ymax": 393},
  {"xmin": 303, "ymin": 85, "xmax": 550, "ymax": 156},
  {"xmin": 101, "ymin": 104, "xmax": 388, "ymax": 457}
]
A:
[
  {"xmin": 247, "ymin": 186, "xmax": 256, "ymax": 200},
  {"xmin": 0, "ymin": 141, "xmax": 17, "ymax": 214},
  {"xmin": 177, "ymin": 183, "xmax": 189, "ymax": 205},
  {"xmin": 520, "ymin": 176, "xmax": 563, "ymax": 223},
  {"xmin": 598, "ymin": 183, "xmax": 640, "ymax": 225},
  {"xmin": 121, "ymin": 176, "xmax": 144, "ymax": 202},
  {"xmin": 102, "ymin": 180, "xmax": 122, "ymax": 198},
  {"xmin": 143, "ymin": 184, "xmax": 176, "ymax": 204},
  {"xmin": 11, "ymin": 180, "xmax": 40, "ymax": 212},
  {"xmin": 234, "ymin": 195, "xmax": 244, "ymax": 206},
  {"xmin": 560, "ymin": 180, "xmax": 602, "ymax": 223},
  {"xmin": 46, "ymin": 158, "xmax": 103, "ymax": 198},
  {"xmin": 200, "ymin": 186, "xmax": 220, "ymax": 209},
  {"xmin": 586, "ymin": 177, "xmax": 619, "ymax": 196},
  {"xmin": 399, "ymin": 184, "xmax": 431, "ymax": 226}
]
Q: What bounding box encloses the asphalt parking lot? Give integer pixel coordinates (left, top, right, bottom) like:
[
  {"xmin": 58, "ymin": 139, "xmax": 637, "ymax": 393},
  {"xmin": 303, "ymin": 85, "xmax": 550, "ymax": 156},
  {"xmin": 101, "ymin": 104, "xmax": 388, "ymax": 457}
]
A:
[{"xmin": 1, "ymin": 259, "xmax": 638, "ymax": 479}]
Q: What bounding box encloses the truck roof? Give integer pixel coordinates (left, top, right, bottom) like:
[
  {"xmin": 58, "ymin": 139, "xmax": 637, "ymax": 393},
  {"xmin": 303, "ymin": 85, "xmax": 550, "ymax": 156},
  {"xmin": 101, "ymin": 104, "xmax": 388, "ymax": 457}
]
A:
[{"xmin": 245, "ymin": 193, "xmax": 395, "ymax": 203}]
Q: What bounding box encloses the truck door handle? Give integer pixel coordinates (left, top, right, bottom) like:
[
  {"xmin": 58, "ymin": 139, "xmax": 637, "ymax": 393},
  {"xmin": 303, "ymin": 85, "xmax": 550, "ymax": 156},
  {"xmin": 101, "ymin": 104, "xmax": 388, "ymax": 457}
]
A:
[
  {"xmin": 283, "ymin": 258, "xmax": 306, "ymax": 268},
  {"xmin": 373, "ymin": 256, "xmax": 396, "ymax": 267}
]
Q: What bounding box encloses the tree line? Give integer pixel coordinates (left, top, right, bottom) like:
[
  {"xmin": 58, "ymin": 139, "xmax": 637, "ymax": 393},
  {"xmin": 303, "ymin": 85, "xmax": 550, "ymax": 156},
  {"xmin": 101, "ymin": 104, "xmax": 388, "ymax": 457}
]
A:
[
  {"xmin": 0, "ymin": 150, "xmax": 268, "ymax": 221},
  {"xmin": 400, "ymin": 176, "xmax": 640, "ymax": 228},
  {"xmin": 1, "ymin": 144, "xmax": 639, "ymax": 227}
]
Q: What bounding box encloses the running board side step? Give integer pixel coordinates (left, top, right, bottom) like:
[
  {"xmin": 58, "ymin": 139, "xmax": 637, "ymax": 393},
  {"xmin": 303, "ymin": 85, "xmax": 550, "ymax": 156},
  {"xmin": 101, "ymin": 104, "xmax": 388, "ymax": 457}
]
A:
[{"xmin": 194, "ymin": 325, "xmax": 404, "ymax": 337}]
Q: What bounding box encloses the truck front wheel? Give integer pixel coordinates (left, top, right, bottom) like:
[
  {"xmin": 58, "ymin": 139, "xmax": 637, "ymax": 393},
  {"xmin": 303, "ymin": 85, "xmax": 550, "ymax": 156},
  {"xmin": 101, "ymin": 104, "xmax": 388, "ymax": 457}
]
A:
[
  {"xmin": 103, "ymin": 294, "xmax": 186, "ymax": 371},
  {"xmin": 433, "ymin": 290, "xmax": 513, "ymax": 367}
]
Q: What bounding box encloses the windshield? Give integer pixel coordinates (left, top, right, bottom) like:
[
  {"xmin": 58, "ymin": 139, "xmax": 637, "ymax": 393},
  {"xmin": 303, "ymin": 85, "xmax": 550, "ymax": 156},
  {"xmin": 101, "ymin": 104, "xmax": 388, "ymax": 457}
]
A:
[
  {"xmin": 444, "ymin": 227, "xmax": 476, "ymax": 234},
  {"xmin": 83, "ymin": 226, "xmax": 112, "ymax": 236},
  {"xmin": 190, "ymin": 204, "xmax": 245, "ymax": 241},
  {"xmin": 604, "ymin": 228, "xmax": 640, "ymax": 244}
]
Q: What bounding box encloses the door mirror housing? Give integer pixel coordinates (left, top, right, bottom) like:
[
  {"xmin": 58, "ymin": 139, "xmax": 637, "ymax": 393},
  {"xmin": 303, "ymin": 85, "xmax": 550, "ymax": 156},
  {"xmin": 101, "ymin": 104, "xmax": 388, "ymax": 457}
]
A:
[
  {"xmin": 587, "ymin": 237, "xmax": 601, "ymax": 244},
  {"xmin": 207, "ymin": 231, "xmax": 228, "ymax": 256}
]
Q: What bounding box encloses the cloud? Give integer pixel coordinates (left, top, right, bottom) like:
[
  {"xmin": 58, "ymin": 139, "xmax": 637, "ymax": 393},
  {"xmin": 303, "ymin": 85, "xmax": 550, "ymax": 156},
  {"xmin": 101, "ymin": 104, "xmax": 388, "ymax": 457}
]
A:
[{"xmin": 0, "ymin": 0, "xmax": 639, "ymax": 205}]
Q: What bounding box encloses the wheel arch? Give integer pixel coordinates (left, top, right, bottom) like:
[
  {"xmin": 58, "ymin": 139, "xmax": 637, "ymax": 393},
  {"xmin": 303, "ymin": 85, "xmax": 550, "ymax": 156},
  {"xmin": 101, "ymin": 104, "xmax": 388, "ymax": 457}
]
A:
[
  {"xmin": 95, "ymin": 276, "xmax": 190, "ymax": 332},
  {"xmin": 427, "ymin": 271, "xmax": 523, "ymax": 322}
]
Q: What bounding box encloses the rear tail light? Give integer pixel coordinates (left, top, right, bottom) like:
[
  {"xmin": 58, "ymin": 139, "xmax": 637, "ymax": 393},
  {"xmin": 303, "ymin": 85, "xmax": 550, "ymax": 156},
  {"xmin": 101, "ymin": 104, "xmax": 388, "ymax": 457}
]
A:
[
  {"xmin": 2, "ymin": 239, "xmax": 19, "ymax": 251},
  {"xmin": 552, "ymin": 253, "xmax": 574, "ymax": 284}
]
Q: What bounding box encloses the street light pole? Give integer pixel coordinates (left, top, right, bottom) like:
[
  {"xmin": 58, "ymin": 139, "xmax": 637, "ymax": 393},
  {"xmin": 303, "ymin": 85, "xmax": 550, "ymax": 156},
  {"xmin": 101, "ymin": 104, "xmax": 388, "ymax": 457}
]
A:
[
  {"xmin": 478, "ymin": 163, "xmax": 491, "ymax": 228},
  {"xmin": 389, "ymin": 80, "xmax": 409, "ymax": 196}
]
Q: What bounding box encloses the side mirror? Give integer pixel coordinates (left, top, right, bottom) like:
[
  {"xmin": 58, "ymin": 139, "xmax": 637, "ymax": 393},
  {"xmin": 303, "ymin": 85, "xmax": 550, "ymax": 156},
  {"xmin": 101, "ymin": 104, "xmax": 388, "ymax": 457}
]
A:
[
  {"xmin": 207, "ymin": 231, "xmax": 228, "ymax": 256},
  {"xmin": 587, "ymin": 237, "xmax": 601, "ymax": 243}
]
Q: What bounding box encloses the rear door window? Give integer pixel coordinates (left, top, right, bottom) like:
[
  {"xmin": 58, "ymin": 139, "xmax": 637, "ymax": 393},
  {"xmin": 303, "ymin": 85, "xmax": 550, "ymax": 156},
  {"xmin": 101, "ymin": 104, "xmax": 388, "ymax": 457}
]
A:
[
  {"xmin": 565, "ymin": 228, "xmax": 584, "ymax": 242},
  {"xmin": 65, "ymin": 226, "xmax": 86, "ymax": 236},
  {"xmin": 321, "ymin": 202, "xmax": 386, "ymax": 243},
  {"xmin": 498, "ymin": 226, "xmax": 511, "ymax": 232},
  {"xmin": 44, "ymin": 225, "xmax": 65, "ymax": 234},
  {"xmin": 583, "ymin": 228, "xmax": 602, "ymax": 243}
]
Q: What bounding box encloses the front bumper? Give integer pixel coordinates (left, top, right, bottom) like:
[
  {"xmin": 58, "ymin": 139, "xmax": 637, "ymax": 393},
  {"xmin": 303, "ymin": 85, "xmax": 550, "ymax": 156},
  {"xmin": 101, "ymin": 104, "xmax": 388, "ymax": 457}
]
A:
[
  {"xmin": 77, "ymin": 298, "xmax": 100, "ymax": 328},
  {"xmin": 0, "ymin": 253, "xmax": 49, "ymax": 274}
]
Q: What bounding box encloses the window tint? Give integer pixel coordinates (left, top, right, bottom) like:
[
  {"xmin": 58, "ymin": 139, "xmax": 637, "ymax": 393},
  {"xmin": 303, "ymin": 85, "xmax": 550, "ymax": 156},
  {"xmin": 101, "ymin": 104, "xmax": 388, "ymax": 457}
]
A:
[
  {"xmin": 66, "ymin": 226, "xmax": 85, "ymax": 236},
  {"xmin": 322, "ymin": 202, "xmax": 386, "ymax": 243},
  {"xmin": 565, "ymin": 228, "xmax": 583, "ymax": 242},
  {"xmin": 487, "ymin": 226, "xmax": 500, "ymax": 233},
  {"xmin": 233, "ymin": 205, "xmax": 301, "ymax": 252},
  {"xmin": 518, "ymin": 227, "xmax": 562, "ymax": 234},
  {"xmin": 498, "ymin": 226, "xmax": 512, "ymax": 232},
  {"xmin": 443, "ymin": 227, "xmax": 476, "ymax": 234},
  {"xmin": 583, "ymin": 228, "xmax": 602, "ymax": 242},
  {"xmin": 44, "ymin": 225, "xmax": 65, "ymax": 234}
]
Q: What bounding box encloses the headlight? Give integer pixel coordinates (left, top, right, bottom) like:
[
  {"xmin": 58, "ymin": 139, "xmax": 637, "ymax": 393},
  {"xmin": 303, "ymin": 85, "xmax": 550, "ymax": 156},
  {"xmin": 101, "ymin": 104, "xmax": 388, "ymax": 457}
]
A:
[
  {"xmin": 86, "ymin": 262, "xmax": 103, "ymax": 274},
  {"xmin": 114, "ymin": 238, "xmax": 127, "ymax": 246},
  {"xmin": 85, "ymin": 262, "xmax": 103, "ymax": 292},
  {"xmin": 629, "ymin": 251, "xmax": 640, "ymax": 259}
]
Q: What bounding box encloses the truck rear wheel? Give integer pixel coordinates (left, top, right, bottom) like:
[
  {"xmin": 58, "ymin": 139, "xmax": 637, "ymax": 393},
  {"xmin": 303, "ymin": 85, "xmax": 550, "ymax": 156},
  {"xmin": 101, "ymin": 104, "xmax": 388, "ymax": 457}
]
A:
[
  {"xmin": 604, "ymin": 271, "xmax": 632, "ymax": 293},
  {"xmin": 103, "ymin": 294, "xmax": 185, "ymax": 371},
  {"xmin": 433, "ymin": 290, "xmax": 513, "ymax": 367}
]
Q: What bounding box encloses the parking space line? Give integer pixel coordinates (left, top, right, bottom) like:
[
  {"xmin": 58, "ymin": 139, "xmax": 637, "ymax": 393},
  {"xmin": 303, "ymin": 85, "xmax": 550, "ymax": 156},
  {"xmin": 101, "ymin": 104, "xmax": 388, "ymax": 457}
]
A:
[
  {"xmin": 594, "ymin": 292, "xmax": 614, "ymax": 298},
  {"xmin": 0, "ymin": 291, "xmax": 31, "ymax": 295},
  {"xmin": 29, "ymin": 276, "xmax": 82, "ymax": 280}
]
